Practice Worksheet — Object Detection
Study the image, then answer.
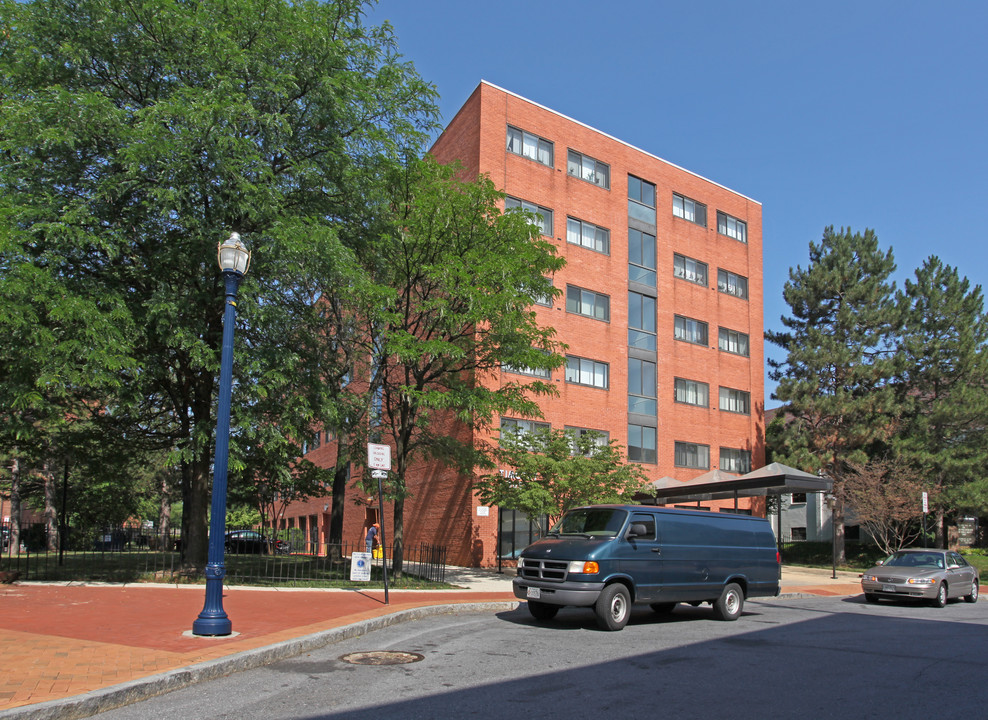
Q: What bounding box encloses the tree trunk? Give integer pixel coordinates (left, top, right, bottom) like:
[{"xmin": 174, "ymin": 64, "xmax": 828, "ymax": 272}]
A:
[
  {"xmin": 180, "ymin": 458, "xmax": 210, "ymax": 573},
  {"xmin": 43, "ymin": 461, "xmax": 59, "ymax": 552},
  {"xmin": 833, "ymin": 499, "xmax": 847, "ymax": 565},
  {"xmin": 9, "ymin": 457, "xmax": 21, "ymax": 556},
  {"xmin": 328, "ymin": 462, "xmax": 348, "ymax": 557},
  {"xmin": 158, "ymin": 474, "xmax": 172, "ymax": 550},
  {"xmin": 392, "ymin": 494, "xmax": 404, "ymax": 579}
]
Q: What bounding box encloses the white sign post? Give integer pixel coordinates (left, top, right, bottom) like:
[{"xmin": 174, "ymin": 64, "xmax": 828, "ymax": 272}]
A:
[
  {"xmin": 350, "ymin": 552, "xmax": 372, "ymax": 582},
  {"xmin": 367, "ymin": 443, "xmax": 391, "ymax": 470}
]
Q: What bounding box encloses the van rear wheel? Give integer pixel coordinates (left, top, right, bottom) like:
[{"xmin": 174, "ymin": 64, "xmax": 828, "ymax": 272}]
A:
[
  {"xmin": 595, "ymin": 584, "xmax": 630, "ymax": 631},
  {"xmin": 527, "ymin": 601, "xmax": 559, "ymax": 621},
  {"xmin": 712, "ymin": 583, "xmax": 744, "ymax": 621}
]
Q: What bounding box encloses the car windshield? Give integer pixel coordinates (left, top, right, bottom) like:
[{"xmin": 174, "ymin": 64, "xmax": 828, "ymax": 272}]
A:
[
  {"xmin": 883, "ymin": 552, "xmax": 945, "ymax": 569},
  {"xmin": 551, "ymin": 508, "xmax": 628, "ymax": 537}
]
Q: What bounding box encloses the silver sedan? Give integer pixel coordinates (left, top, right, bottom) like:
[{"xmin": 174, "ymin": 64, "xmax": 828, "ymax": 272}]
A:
[{"xmin": 861, "ymin": 548, "xmax": 979, "ymax": 607}]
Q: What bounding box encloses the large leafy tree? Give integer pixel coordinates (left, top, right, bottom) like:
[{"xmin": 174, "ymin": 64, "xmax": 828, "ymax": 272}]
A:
[
  {"xmin": 475, "ymin": 429, "xmax": 650, "ymax": 533},
  {"xmin": 893, "ymin": 257, "xmax": 988, "ymax": 541},
  {"xmin": 367, "ymin": 156, "xmax": 566, "ymax": 575},
  {"xmin": 0, "ymin": 0, "xmax": 436, "ymax": 570},
  {"xmin": 766, "ymin": 226, "xmax": 900, "ymax": 563}
]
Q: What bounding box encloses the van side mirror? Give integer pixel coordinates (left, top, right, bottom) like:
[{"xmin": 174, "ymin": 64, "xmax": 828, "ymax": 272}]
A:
[{"xmin": 628, "ymin": 523, "xmax": 648, "ymax": 538}]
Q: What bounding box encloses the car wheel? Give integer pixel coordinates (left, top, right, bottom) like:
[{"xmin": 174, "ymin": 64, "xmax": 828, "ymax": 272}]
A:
[
  {"xmin": 932, "ymin": 582, "xmax": 948, "ymax": 608},
  {"xmin": 712, "ymin": 583, "xmax": 744, "ymax": 621},
  {"xmin": 964, "ymin": 580, "xmax": 979, "ymax": 604},
  {"xmin": 595, "ymin": 584, "xmax": 631, "ymax": 631},
  {"xmin": 527, "ymin": 601, "xmax": 559, "ymax": 621},
  {"xmin": 864, "ymin": 593, "xmax": 880, "ymax": 604},
  {"xmin": 650, "ymin": 602, "xmax": 677, "ymax": 614}
]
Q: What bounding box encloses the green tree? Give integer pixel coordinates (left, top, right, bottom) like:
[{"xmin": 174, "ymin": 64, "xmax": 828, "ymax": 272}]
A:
[
  {"xmin": 767, "ymin": 226, "xmax": 900, "ymax": 563},
  {"xmin": 893, "ymin": 257, "xmax": 988, "ymax": 544},
  {"xmin": 367, "ymin": 156, "xmax": 566, "ymax": 575},
  {"xmin": 475, "ymin": 429, "xmax": 650, "ymax": 532},
  {"xmin": 0, "ymin": 0, "xmax": 436, "ymax": 570}
]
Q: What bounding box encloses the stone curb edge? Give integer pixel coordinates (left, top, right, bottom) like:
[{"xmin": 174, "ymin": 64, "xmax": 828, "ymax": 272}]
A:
[{"xmin": 0, "ymin": 601, "xmax": 522, "ymax": 720}]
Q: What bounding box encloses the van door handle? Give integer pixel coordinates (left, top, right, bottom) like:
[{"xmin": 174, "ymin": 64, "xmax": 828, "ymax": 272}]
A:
[{"xmin": 651, "ymin": 548, "xmax": 661, "ymax": 554}]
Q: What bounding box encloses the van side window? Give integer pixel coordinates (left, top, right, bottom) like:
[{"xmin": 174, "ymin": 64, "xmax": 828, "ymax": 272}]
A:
[{"xmin": 629, "ymin": 514, "xmax": 656, "ymax": 541}]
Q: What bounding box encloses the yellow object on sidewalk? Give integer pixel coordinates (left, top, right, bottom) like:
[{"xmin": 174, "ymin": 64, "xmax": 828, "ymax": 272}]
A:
[{"xmin": 372, "ymin": 547, "xmax": 382, "ymax": 559}]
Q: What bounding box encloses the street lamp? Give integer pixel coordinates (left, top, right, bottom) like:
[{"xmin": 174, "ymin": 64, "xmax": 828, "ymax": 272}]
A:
[{"xmin": 193, "ymin": 232, "xmax": 251, "ymax": 636}]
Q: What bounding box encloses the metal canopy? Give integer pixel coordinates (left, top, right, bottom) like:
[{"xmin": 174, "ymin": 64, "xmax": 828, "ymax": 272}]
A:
[{"xmin": 635, "ymin": 462, "xmax": 832, "ymax": 505}]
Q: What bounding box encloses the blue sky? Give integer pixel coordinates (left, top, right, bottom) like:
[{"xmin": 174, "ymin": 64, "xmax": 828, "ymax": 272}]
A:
[{"xmin": 369, "ymin": 0, "xmax": 988, "ymax": 407}]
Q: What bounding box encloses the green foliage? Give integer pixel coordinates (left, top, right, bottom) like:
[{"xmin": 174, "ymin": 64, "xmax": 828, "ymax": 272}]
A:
[
  {"xmin": 0, "ymin": 0, "xmax": 437, "ymax": 567},
  {"xmin": 893, "ymin": 257, "xmax": 988, "ymax": 510},
  {"xmin": 475, "ymin": 429, "xmax": 650, "ymax": 532},
  {"xmin": 767, "ymin": 226, "xmax": 900, "ymax": 562}
]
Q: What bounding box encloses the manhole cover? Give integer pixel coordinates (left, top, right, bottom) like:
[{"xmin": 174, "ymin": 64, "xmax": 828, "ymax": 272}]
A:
[{"xmin": 340, "ymin": 651, "xmax": 424, "ymax": 666}]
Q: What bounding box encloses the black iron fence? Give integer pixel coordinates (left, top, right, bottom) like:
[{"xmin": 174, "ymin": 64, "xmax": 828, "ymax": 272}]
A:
[{"xmin": 0, "ymin": 522, "xmax": 446, "ymax": 585}]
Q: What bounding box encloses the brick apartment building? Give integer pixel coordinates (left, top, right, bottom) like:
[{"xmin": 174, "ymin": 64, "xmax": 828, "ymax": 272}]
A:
[{"xmin": 281, "ymin": 81, "xmax": 765, "ymax": 568}]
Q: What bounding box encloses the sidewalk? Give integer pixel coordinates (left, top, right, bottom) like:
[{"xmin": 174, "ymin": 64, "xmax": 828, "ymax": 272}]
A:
[{"xmin": 0, "ymin": 566, "xmax": 860, "ymax": 718}]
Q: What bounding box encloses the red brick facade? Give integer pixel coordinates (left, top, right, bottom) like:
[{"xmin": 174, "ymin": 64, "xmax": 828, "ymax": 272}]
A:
[{"xmin": 281, "ymin": 82, "xmax": 765, "ymax": 567}]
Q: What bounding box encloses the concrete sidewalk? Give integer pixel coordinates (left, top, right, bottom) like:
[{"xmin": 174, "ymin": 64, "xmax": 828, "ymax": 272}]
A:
[{"xmin": 0, "ymin": 566, "xmax": 861, "ymax": 718}]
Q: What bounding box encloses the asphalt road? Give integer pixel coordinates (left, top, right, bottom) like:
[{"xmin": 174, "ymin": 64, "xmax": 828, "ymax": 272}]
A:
[{"xmin": 96, "ymin": 595, "xmax": 988, "ymax": 720}]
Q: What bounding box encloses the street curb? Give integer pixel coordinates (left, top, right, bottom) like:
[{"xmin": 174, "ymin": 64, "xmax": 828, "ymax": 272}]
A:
[{"xmin": 0, "ymin": 601, "xmax": 521, "ymax": 720}]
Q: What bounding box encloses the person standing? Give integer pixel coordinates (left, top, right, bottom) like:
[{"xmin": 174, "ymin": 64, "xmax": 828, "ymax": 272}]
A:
[{"xmin": 364, "ymin": 522, "xmax": 379, "ymax": 554}]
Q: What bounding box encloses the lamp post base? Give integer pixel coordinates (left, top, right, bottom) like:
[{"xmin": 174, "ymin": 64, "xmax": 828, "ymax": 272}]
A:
[
  {"xmin": 192, "ymin": 563, "xmax": 232, "ymax": 636},
  {"xmin": 192, "ymin": 614, "xmax": 232, "ymax": 637}
]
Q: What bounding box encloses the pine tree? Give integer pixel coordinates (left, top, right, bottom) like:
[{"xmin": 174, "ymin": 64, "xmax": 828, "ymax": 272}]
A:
[
  {"xmin": 767, "ymin": 226, "xmax": 900, "ymax": 563},
  {"xmin": 894, "ymin": 257, "xmax": 988, "ymax": 539}
]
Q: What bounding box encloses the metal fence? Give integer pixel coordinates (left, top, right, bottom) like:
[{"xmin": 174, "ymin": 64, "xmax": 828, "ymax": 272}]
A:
[{"xmin": 0, "ymin": 522, "xmax": 446, "ymax": 585}]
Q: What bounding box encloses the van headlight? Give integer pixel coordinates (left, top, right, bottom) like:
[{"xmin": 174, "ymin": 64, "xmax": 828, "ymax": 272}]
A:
[{"xmin": 568, "ymin": 561, "xmax": 599, "ymax": 575}]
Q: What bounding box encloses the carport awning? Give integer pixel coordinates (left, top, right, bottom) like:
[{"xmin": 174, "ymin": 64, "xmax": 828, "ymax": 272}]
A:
[{"xmin": 634, "ymin": 462, "xmax": 832, "ymax": 504}]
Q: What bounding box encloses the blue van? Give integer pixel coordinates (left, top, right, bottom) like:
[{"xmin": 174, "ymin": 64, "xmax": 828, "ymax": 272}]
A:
[{"xmin": 512, "ymin": 504, "xmax": 781, "ymax": 630}]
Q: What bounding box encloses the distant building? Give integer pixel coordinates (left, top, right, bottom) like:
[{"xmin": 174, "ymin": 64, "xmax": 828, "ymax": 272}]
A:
[{"xmin": 281, "ymin": 81, "xmax": 766, "ymax": 567}]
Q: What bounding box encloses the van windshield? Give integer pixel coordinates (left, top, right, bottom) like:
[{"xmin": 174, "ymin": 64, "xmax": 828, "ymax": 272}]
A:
[{"xmin": 551, "ymin": 508, "xmax": 628, "ymax": 537}]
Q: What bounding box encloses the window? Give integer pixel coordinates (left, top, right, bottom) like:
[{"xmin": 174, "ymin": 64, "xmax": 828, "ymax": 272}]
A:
[
  {"xmin": 790, "ymin": 493, "xmax": 807, "ymax": 504},
  {"xmin": 717, "ymin": 268, "xmax": 748, "ymax": 299},
  {"xmin": 673, "ymin": 193, "xmax": 707, "ymax": 227},
  {"xmin": 500, "ymin": 418, "xmax": 550, "ymax": 448},
  {"xmin": 628, "ymin": 228, "xmax": 656, "ymax": 287},
  {"xmin": 498, "ymin": 508, "xmax": 550, "ymax": 559},
  {"xmin": 505, "ymin": 196, "xmax": 553, "ymax": 236},
  {"xmin": 675, "ymin": 441, "xmax": 710, "ymax": 469},
  {"xmin": 675, "ymin": 378, "xmax": 709, "ymax": 407},
  {"xmin": 301, "ymin": 431, "xmax": 321, "ymax": 455},
  {"xmin": 720, "ymin": 447, "xmax": 751, "ymax": 473},
  {"xmin": 533, "ymin": 277, "xmax": 553, "ymax": 307},
  {"xmin": 628, "ymin": 291, "xmax": 656, "ymax": 350},
  {"xmin": 790, "ymin": 527, "xmax": 807, "ymax": 541},
  {"xmin": 503, "ymin": 358, "xmax": 551, "ymax": 379},
  {"xmin": 674, "ymin": 254, "xmax": 708, "ymax": 286},
  {"xmin": 566, "ymin": 355, "xmax": 608, "ymax": 389},
  {"xmin": 567, "ymin": 217, "xmax": 609, "ymax": 254},
  {"xmin": 674, "ymin": 315, "xmax": 708, "ymax": 346},
  {"xmin": 629, "ymin": 513, "xmax": 656, "ymax": 541},
  {"xmin": 717, "ymin": 211, "xmax": 747, "ymax": 243},
  {"xmin": 628, "ymin": 358, "xmax": 657, "ymax": 416},
  {"xmin": 567, "ymin": 149, "xmax": 609, "ymax": 188},
  {"xmin": 719, "ymin": 387, "xmax": 750, "ymax": 415},
  {"xmin": 565, "ymin": 426, "xmax": 610, "ymax": 455},
  {"xmin": 628, "ymin": 175, "xmax": 656, "ymax": 224},
  {"xmin": 506, "ymin": 125, "xmax": 553, "ymax": 167},
  {"xmin": 718, "ymin": 327, "xmax": 750, "ymax": 356},
  {"xmin": 566, "ymin": 285, "xmax": 610, "ymax": 321},
  {"xmin": 628, "ymin": 424, "xmax": 657, "ymax": 464}
]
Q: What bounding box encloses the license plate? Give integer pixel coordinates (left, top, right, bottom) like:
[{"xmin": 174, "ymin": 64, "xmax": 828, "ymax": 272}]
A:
[
  {"xmin": 526, "ymin": 587, "xmax": 541, "ymax": 599},
  {"xmin": 882, "ymin": 584, "xmax": 896, "ymax": 593}
]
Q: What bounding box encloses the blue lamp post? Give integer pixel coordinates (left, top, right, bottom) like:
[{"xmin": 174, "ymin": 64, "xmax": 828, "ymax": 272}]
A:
[{"xmin": 193, "ymin": 232, "xmax": 251, "ymax": 637}]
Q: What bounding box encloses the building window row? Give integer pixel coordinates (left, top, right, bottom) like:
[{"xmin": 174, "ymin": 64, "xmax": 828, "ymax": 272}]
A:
[
  {"xmin": 502, "ymin": 360, "xmax": 551, "ymax": 379},
  {"xmin": 717, "ymin": 268, "xmax": 748, "ymax": 299},
  {"xmin": 674, "ymin": 253, "xmax": 708, "ymax": 286},
  {"xmin": 672, "ymin": 442, "xmax": 751, "ymax": 472},
  {"xmin": 568, "ymin": 149, "xmax": 610, "ymax": 189},
  {"xmin": 501, "ymin": 418, "xmax": 610, "ymax": 457},
  {"xmin": 717, "ymin": 210, "xmax": 747, "ymax": 243},
  {"xmin": 506, "ymin": 125, "xmax": 553, "ymax": 167},
  {"xmin": 566, "ymin": 355, "xmax": 609, "ymax": 389},
  {"xmin": 718, "ymin": 327, "xmax": 750, "ymax": 357},
  {"xmin": 674, "ymin": 315, "xmax": 708, "ymax": 346},
  {"xmin": 673, "ymin": 193, "xmax": 707, "ymax": 227}
]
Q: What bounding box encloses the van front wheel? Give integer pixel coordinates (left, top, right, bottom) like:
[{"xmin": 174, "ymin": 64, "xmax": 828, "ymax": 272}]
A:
[
  {"xmin": 713, "ymin": 583, "xmax": 744, "ymax": 621},
  {"xmin": 595, "ymin": 584, "xmax": 631, "ymax": 631}
]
